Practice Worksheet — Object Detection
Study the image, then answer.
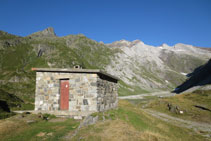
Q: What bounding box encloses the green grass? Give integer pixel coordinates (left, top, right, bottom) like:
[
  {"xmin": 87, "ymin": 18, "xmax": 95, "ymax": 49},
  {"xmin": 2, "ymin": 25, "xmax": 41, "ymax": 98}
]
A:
[
  {"xmin": 0, "ymin": 89, "xmax": 23, "ymax": 109},
  {"xmin": 118, "ymin": 108, "xmax": 148, "ymax": 130},
  {"xmin": 0, "ymin": 100, "xmax": 207, "ymax": 141},
  {"xmin": 147, "ymin": 90, "xmax": 211, "ymax": 123},
  {"xmin": 186, "ymin": 90, "xmax": 211, "ymax": 107},
  {"xmin": 0, "ymin": 111, "xmax": 16, "ymax": 119},
  {"xmin": 18, "ymin": 103, "xmax": 34, "ymax": 110},
  {"xmin": 73, "ymin": 100, "xmax": 205, "ymax": 141},
  {"xmin": 118, "ymin": 80, "xmax": 149, "ymax": 96},
  {"xmin": 126, "ymin": 96, "xmax": 158, "ymax": 106},
  {"xmin": 2, "ymin": 115, "xmax": 79, "ymax": 141}
]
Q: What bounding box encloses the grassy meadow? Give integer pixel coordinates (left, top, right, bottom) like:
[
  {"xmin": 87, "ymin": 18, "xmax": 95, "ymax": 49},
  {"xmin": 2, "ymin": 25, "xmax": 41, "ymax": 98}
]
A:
[{"xmin": 0, "ymin": 100, "xmax": 208, "ymax": 141}]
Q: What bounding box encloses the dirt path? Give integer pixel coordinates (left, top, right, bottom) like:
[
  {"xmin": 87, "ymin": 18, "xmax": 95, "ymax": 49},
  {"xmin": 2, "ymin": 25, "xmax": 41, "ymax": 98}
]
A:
[
  {"xmin": 119, "ymin": 91, "xmax": 174, "ymax": 99},
  {"xmin": 143, "ymin": 109, "xmax": 211, "ymax": 138}
]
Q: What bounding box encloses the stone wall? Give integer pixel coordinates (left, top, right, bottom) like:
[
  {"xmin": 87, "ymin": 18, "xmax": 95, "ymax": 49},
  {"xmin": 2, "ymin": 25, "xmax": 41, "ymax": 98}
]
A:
[
  {"xmin": 35, "ymin": 71, "xmax": 118, "ymax": 115},
  {"xmin": 35, "ymin": 72, "xmax": 98, "ymax": 112},
  {"xmin": 97, "ymin": 75, "xmax": 118, "ymax": 111}
]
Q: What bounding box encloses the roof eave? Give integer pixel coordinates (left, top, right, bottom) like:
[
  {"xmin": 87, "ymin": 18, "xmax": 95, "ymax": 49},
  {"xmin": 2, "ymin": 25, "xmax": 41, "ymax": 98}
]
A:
[{"xmin": 31, "ymin": 68, "xmax": 120, "ymax": 81}]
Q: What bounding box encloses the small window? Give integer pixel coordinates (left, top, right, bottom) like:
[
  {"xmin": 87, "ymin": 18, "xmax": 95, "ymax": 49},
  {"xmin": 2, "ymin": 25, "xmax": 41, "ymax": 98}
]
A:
[{"xmin": 83, "ymin": 99, "xmax": 88, "ymax": 105}]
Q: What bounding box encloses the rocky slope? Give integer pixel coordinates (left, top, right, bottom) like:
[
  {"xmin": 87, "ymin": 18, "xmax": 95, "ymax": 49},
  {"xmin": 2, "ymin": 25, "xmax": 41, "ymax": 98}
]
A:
[
  {"xmin": 106, "ymin": 40, "xmax": 210, "ymax": 94},
  {"xmin": 0, "ymin": 27, "xmax": 210, "ymax": 109}
]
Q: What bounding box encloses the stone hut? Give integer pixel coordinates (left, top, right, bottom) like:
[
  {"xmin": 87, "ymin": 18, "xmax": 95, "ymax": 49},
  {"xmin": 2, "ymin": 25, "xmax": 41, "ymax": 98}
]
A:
[{"xmin": 32, "ymin": 68, "xmax": 119, "ymax": 117}]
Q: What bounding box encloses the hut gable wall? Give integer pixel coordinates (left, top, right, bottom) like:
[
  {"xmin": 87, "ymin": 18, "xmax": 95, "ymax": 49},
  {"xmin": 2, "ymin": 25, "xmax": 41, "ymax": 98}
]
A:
[
  {"xmin": 97, "ymin": 74, "xmax": 118, "ymax": 111},
  {"xmin": 35, "ymin": 72, "xmax": 98, "ymax": 112}
]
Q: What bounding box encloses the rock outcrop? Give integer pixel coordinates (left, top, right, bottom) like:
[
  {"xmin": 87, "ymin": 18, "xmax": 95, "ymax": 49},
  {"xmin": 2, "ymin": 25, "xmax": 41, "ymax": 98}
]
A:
[{"xmin": 28, "ymin": 27, "xmax": 57, "ymax": 38}]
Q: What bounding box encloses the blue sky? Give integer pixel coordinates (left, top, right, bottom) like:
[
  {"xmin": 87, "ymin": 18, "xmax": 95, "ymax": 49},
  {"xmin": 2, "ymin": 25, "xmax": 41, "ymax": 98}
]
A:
[{"xmin": 0, "ymin": 0, "xmax": 211, "ymax": 47}]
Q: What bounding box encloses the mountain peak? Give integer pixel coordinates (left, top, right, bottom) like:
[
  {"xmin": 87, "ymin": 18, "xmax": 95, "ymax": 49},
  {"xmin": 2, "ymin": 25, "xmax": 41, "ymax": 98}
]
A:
[
  {"xmin": 108, "ymin": 39, "xmax": 145, "ymax": 48},
  {"xmin": 41, "ymin": 27, "xmax": 56, "ymax": 36},
  {"xmin": 108, "ymin": 40, "xmax": 131, "ymax": 47},
  {"xmin": 28, "ymin": 27, "xmax": 56, "ymax": 38},
  {"xmin": 131, "ymin": 40, "xmax": 145, "ymax": 46},
  {"xmin": 161, "ymin": 43, "xmax": 169, "ymax": 47},
  {"xmin": 118, "ymin": 39, "xmax": 131, "ymax": 44}
]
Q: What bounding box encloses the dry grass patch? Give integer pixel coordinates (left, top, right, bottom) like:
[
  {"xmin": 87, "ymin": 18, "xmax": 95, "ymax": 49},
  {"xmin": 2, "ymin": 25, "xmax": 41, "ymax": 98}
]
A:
[
  {"xmin": 0, "ymin": 113, "xmax": 79, "ymax": 141},
  {"xmin": 156, "ymin": 123, "xmax": 169, "ymax": 133},
  {"xmin": 0, "ymin": 120, "xmax": 23, "ymax": 137},
  {"xmin": 74, "ymin": 119, "xmax": 144, "ymax": 141},
  {"xmin": 141, "ymin": 130, "xmax": 169, "ymax": 141},
  {"xmin": 0, "ymin": 115, "xmax": 35, "ymax": 139}
]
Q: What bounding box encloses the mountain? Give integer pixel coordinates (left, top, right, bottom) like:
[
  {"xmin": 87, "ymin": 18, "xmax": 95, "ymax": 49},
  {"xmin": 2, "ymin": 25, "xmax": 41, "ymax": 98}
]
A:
[
  {"xmin": 106, "ymin": 40, "xmax": 210, "ymax": 95},
  {"xmin": 0, "ymin": 27, "xmax": 210, "ymax": 110},
  {"xmin": 174, "ymin": 59, "xmax": 211, "ymax": 93}
]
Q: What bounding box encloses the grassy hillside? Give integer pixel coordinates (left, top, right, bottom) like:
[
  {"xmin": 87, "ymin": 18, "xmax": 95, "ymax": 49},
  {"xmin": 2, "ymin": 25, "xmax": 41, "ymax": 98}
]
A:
[
  {"xmin": 0, "ymin": 32, "xmax": 120, "ymax": 111},
  {"xmin": 0, "ymin": 100, "xmax": 206, "ymax": 141},
  {"xmin": 147, "ymin": 89, "xmax": 211, "ymax": 124},
  {"xmin": 174, "ymin": 59, "xmax": 211, "ymax": 93},
  {"xmin": 160, "ymin": 50, "xmax": 206, "ymax": 73},
  {"xmin": 0, "ymin": 89, "xmax": 24, "ymax": 119}
]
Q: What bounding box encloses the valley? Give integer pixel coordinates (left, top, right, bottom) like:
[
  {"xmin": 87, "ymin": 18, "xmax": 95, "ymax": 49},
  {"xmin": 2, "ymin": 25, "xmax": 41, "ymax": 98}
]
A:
[{"xmin": 0, "ymin": 28, "xmax": 211, "ymax": 140}]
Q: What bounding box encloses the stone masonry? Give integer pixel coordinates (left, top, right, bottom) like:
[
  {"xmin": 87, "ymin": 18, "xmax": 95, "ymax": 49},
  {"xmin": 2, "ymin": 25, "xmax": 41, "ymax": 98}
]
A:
[{"xmin": 33, "ymin": 68, "xmax": 118, "ymax": 116}]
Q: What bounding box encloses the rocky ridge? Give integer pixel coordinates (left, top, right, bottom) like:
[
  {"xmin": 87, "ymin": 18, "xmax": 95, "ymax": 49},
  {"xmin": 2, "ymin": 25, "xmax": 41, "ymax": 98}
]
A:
[
  {"xmin": 28, "ymin": 27, "xmax": 57, "ymax": 38},
  {"xmin": 105, "ymin": 39, "xmax": 210, "ymax": 93}
]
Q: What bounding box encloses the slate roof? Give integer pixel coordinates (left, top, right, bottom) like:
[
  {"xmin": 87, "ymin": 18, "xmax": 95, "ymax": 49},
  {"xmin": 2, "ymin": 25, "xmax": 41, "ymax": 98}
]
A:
[{"xmin": 32, "ymin": 68, "xmax": 119, "ymax": 81}]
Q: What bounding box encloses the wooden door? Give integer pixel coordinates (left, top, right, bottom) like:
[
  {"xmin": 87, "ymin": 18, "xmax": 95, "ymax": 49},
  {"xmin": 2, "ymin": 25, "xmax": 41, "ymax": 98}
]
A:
[{"xmin": 60, "ymin": 80, "xmax": 69, "ymax": 110}]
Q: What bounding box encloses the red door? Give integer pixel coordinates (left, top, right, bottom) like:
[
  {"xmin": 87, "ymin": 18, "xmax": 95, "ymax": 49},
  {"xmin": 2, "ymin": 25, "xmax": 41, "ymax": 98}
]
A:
[{"xmin": 60, "ymin": 80, "xmax": 69, "ymax": 110}]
